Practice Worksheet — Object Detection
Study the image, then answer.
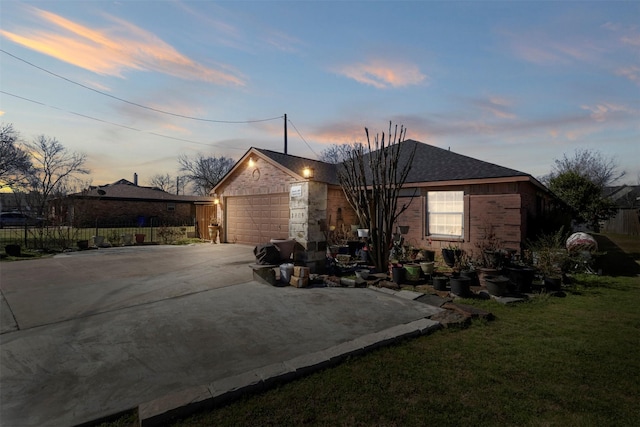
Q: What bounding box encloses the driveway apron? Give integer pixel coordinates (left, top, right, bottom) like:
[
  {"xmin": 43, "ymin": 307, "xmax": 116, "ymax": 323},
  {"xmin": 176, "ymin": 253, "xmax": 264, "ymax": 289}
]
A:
[{"xmin": 0, "ymin": 244, "xmax": 440, "ymax": 426}]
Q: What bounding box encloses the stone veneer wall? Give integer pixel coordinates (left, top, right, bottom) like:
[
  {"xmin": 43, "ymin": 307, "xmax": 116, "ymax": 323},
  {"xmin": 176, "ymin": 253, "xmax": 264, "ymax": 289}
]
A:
[{"xmin": 289, "ymin": 180, "xmax": 328, "ymax": 272}]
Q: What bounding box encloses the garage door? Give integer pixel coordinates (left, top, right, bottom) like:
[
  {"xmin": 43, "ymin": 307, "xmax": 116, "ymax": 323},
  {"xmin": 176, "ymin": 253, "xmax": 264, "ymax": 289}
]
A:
[{"xmin": 225, "ymin": 194, "xmax": 289, "ymax": 246}]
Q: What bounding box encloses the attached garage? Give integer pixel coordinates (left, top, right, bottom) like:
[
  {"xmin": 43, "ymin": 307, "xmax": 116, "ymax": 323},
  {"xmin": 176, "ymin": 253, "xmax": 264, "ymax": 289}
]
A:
[{"xmin": 225, "ymin": 193, "xmax": 290, "ymax": 246}]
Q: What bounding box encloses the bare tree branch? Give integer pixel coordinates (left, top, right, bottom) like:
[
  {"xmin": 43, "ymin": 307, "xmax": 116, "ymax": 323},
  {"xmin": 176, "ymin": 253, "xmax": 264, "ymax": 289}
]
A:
[
  {"xmin": 147, "ymin": 173, "xmax": 176, "ymax": 194},
  {"xmin": 0, "ymin": 123, "xmax": 32, "ymax": 189},
  {"xmin": 543, "ymin": 148, "xmax": 625, "ymax": 189},
  {"xmin": 338, "ymin": 122, "xmax": 416, "ymax": 272},
  {"xmin": 178, "ymin": 153, "xmax": 235, "ymax": 196},
  {"xmin": 23, "ymin": 135, "xmax": 90, "ymax": 216}
]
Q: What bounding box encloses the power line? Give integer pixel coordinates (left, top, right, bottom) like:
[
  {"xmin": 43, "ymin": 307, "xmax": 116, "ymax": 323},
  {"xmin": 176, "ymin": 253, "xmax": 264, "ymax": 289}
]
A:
[
  {"xmin": 1, "ymin": 90, "xmax": 247, "ymax": 150},
  {"xmin": 287, "ymin": 118, "xmax": 319, "ymax": 159},
  {"xmin": 1, "ymin": 49, "xmax": 282, "ymax": 124}
]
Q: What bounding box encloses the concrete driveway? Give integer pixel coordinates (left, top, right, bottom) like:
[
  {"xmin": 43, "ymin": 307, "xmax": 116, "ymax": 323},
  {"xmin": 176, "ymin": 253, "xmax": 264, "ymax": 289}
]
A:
[{"xmin": 0, "ymin": 244, "xmax": 442, "ymax": 426}]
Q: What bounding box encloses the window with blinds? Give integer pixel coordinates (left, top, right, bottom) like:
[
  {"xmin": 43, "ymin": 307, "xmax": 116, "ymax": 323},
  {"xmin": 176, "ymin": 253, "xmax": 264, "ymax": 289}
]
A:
[{"xmin": 427, "ymin": 191, "xmax": 464, "ymax": 237}]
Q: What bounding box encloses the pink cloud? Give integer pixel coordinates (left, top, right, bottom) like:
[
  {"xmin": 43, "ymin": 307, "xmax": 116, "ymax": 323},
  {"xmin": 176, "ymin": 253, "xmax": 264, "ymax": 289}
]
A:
[
  {"xmin": 335, "ymin": 59, "xmax": 427, "ymax": 89},
  {"xmin": 0, "ymin": 6, "xmax": 245, "ymax": 86}
]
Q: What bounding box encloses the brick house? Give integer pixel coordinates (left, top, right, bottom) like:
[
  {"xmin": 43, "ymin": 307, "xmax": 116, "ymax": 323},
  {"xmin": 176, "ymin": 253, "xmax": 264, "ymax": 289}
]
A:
[
  {"xmin": 212, "ymin": 140, "xmax": 556, "ymax": 271},
  {"xmin": 61, "ymin": 178, "xmax": 217, "ymax": 237}
]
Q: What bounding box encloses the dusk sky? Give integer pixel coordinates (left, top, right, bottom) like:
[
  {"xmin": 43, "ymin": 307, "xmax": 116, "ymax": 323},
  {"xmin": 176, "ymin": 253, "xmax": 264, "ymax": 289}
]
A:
[{"xmin": 1, "ymin": 1, "xmax": 638, "ymax": 188}]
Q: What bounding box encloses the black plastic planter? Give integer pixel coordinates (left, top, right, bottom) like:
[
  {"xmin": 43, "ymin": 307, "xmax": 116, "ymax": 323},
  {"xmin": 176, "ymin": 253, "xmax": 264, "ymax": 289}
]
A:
[
  {"xmin": 432, "ymin": 276, "xmax": 449, "ymax": 291},
  {"xmin": 506, "ymin": 266, "xmax": 535, "ymax": 293},
  {"xmin": 442, "ymin": 248, "xmax": 461, "ymax": 268},
  {"xmin": 485, "ymin": 275, "xmax": 510, "ymax": 297},
  {"xmin": 450, "ymin": 276, "xmax": 471, "ymax": 297},
  {"xmin": 392, "ymin": 267, "xmax": 405, "ymax": 284}
]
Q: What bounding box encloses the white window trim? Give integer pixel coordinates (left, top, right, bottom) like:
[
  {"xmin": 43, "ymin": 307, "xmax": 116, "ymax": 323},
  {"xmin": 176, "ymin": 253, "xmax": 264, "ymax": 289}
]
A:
[{"xmin": 426, "ymin": 191, "xmax": 464, "ymax": 238}]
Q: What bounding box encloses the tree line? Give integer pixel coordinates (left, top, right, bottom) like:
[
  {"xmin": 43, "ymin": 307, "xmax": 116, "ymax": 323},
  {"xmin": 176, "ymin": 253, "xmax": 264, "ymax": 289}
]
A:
[{"xmin": 0, "ymin": 123, "xmax": 235, "ymax": 218}]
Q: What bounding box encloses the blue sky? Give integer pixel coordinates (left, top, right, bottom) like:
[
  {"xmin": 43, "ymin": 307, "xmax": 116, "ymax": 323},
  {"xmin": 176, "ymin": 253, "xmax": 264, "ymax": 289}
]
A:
[{"xmin": 1, "ymin": 0, "xmax": 638, "ymax": 187}]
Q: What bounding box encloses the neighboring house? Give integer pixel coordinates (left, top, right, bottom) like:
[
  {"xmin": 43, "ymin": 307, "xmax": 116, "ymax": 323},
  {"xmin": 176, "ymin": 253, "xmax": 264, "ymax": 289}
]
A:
[
  {"xmin": 0, "ymin": 192, "xmax": 35, "ymax": 214},
  {"xmin": 213, "ymin": 140, "xmax": 557, "ymax": 271},
  {"xmin": 602, "ymin": 185, "xmax": 640, "ymax": 235},
  {"xmin": 61, "ymin": 178, "xmax": 217, "ymax": 237}
]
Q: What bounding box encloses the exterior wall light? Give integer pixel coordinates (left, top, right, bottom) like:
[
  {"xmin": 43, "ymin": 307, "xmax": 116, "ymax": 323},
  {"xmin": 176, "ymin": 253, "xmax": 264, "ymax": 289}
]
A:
[
  {"xmin": 302, "ymin": 167, "xmax": 314, "ymax": 179},
  {"xmin": 213, "ymin": 194, "xmax": 220, "ymax": 205},
  {"xmin": 248, "ymin": 157, "xmax": 255, "ymax": 168}
]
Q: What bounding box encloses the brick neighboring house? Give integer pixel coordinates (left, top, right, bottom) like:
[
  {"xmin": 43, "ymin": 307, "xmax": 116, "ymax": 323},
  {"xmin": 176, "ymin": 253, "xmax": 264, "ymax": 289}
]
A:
[
  {"xmin": 212, "ymin": 140, "xmax": 557, "ymax": 271},
  {"xmin": 61, "ymin": 179, "xmax": 217, "ymax": 236}
]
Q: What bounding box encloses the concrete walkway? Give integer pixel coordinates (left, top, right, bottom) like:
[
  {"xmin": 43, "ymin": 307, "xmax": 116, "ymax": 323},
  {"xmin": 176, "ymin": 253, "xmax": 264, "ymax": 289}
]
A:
[{"xmin": 0, "ymin": 244, "xmax": 443, "ymax": 426}]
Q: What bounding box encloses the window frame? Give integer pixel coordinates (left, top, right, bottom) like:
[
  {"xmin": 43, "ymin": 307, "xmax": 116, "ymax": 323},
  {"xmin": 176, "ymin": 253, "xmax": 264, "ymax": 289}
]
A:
[{"xmin": 425, "ymin": 190, "xmax": 464, "ymax": 238}]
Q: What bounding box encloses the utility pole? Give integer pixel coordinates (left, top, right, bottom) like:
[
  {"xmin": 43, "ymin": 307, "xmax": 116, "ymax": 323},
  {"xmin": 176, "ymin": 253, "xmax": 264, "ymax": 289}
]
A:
[{"xmin": 284, "ymin": 113, "xmax": 288, "ymax": 154}]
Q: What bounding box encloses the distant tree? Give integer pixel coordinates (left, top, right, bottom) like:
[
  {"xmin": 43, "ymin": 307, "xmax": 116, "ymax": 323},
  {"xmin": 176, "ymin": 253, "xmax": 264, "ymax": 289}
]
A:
[
  {"xmin": 0, "ymin": 123, "xmax": 32, "ymax": 189},
  {"xmin": 178, "ymin": 154, "xmax": 234, "ymax": 196},
  {"xmin": 543, "ymin": 148, "xmax": 625, "ymax": 188},
  {"xmin": 148, "ymin": 173, "xmax": 176, "ymax": 194},
  {"xmin": 338, "ymin": 122, "xmax": 417, "ymax": 273},
  {"xmin": 24, "ymin": 135, "xmax": 90, "ymax": 216},
  {"xmin": 549, "ymin": 171, "xmax": 617, "ymax": 231},
  {"xmin": 319, "ymin": 143, "xmax": 367, "ymax": 164}
]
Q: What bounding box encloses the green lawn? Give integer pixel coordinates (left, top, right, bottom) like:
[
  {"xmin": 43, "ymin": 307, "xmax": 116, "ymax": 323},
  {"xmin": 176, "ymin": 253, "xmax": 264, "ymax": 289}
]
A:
[{"xmin": 99, "ymin": 233, "xmax": 639, "ymax": 426}]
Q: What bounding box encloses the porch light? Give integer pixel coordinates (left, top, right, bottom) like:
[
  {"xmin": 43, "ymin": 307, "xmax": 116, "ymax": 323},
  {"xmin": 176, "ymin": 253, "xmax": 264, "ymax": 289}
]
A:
[
  {"xmin": 213, "ymin": 194, "xmax": 220, "ymax": 205},
  {"xmin": 302, "ymin": 166, "xmax": 314, "ymax": 179},
  {"xmin": 248, "ymin": 157, "xmax": 255, "ymax": 167}
]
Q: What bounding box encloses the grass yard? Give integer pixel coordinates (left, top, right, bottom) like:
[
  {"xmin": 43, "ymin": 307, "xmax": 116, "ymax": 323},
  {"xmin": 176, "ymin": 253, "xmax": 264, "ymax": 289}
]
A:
[{"xmin": 100, "ymin": 233, "xmax": 638, "ymax": 426}]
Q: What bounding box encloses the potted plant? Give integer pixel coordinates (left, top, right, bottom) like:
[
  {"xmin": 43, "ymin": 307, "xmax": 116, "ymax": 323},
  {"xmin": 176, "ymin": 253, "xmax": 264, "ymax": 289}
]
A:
[
  {"xmin": 135, "ymin": 233, "xmax": 146, "ymax": 244},
  {"xmin": 473, "ymin": 224, "xmax": 505, "ymax": 286},
  {"xmin": 527, "ymin": 227, "xmax": 570, "ymax": 291},
  {"xmin": 450, "ymin": 275, "xmax": 471, "ymax": 297},
  {"xmin": 485, "ymin": 275, "xmax": 510, "ymax": 297},
  {"xmin": 432, "ymin": 275, "xmax": 449, "ymax": 291},
  {"xmin": 441, "ymin": 244, "xmax": 462, "ymax": 268}
]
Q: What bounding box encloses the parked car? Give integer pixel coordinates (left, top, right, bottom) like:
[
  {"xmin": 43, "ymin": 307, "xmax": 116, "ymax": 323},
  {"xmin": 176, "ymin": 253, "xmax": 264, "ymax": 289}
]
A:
[{"xmin": 0, "ymin": 212, "xmax": 44, "ymax": 228}]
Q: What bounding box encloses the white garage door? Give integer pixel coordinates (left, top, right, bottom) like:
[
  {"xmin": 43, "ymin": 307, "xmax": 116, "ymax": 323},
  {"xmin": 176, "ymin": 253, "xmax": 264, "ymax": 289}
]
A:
[{"xmin": 225, "ymin": 194, "xmax": 290, "ymax": 246}]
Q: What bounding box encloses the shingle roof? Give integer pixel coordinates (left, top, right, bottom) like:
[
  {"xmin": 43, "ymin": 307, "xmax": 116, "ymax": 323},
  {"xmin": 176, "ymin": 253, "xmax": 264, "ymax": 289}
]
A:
[
  {"xmin": 255, "ymin": 148, "xmax": 340, "ymax": 184},
  {"xmin": 258, "ymin": 140, "xmax": 531, "ymax": 185},
  {"xmin": 70, "ymin": 179, "xmax": 214, "ymax": 202},
  {"xmin": 398, "ymin": 139, "xmax": 529, "ymax": 183}
]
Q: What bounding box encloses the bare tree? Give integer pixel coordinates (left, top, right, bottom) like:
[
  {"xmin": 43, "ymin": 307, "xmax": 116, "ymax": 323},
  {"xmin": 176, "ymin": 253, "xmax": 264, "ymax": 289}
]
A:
[
  {"xmin": 319, "ymin": 143, "xmax": 367, "ymax": 164},
  {"xmin": 338, "ymin": 122, "xmax": 417, "ymax": 272},
  {"xmin": 178, "ymin": 153, "xmax": 234, "ymax": 196},
  {"xmin": 0, "ymin": 123, "xmax": 32, "ymax": 190},
  {"xmin": 147, "ymin": 173, "xmax": 176, "ymax": 193},
  {"xmin": 24, "ymin": 135, "xmax": 90, "ymax": 217},
  {"xmin": 543, "ymin": 148, "xmax": 625, "ymax": 189}
]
